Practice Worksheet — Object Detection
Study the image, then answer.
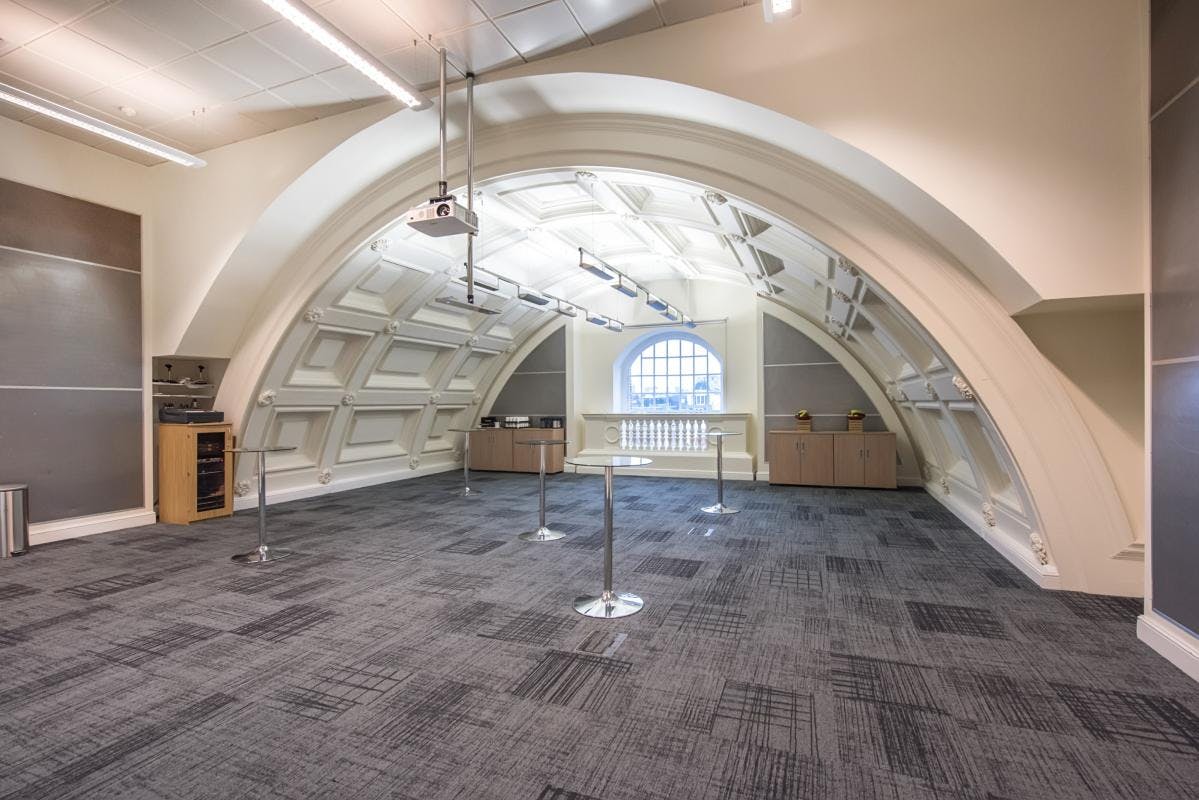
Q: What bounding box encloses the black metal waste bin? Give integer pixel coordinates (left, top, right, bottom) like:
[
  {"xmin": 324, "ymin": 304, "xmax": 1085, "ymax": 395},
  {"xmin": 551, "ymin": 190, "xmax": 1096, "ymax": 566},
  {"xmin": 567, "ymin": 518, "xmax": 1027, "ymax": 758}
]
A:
[{"xmin": 1, "ymin": 484, "xmax": 29, "ymax": 557}]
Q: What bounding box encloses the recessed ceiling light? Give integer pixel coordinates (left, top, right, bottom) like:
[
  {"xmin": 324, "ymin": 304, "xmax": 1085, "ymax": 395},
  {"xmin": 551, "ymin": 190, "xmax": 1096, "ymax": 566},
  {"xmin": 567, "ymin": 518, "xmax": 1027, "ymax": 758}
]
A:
[
  {"xmin": 0, "ymin": 81, "xmax": 204, "ymax": 167},
  {"xmin": 257, "ymin": 0, "xmax": 428, "ymax": 109}
]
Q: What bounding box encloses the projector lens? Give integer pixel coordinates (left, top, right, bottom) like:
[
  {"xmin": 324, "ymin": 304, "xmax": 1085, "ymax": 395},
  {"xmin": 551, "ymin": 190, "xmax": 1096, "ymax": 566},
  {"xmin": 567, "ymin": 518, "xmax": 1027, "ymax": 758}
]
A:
[{"xmin": 436, "ymin": 203, "xmax": 451, "ymax": 217}]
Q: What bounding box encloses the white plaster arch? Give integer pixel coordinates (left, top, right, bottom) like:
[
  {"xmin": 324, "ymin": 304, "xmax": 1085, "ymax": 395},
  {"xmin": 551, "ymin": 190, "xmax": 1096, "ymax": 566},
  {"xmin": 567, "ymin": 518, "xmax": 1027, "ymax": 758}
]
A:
[{"xmin": 199, "ymin": 85, "xmax": 1135, "ymax": 595}]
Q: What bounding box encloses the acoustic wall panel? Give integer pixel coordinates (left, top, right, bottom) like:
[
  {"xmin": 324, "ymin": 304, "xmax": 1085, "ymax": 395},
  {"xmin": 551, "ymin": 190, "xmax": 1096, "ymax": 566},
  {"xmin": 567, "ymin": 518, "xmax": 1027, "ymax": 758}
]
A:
[
  {"xmin": 490, "ymin": 327, "xmax": 567, "ymax": 418},
  {"xmin": 0, "ymin": 178, "xmax": 140, "ymax": 271},
  {"xmin": 0, "ymin": 248, "xmax": 142, "ymax": 388},
  {"xmin": 1150, "ymin": 1, "xmax": 1199, "ymax": 635},
  {"xmin": 762, "ymin": 314, "xmax": 881, "ymax": 441},
  {"xmin": 0, "ymin": 389, "xmax": 143, "ymax": 522},
  {"xmin": 0, "ymin": 179, "xmax": 143, "ymax": 525}
]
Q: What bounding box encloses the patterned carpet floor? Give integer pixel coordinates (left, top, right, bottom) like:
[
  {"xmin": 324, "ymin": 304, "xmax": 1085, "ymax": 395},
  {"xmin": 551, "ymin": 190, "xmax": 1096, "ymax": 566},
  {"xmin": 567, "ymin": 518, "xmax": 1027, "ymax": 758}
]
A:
[{"xmin": 1, "ymin": 471, "xmax": 1197, "ymax": 799}]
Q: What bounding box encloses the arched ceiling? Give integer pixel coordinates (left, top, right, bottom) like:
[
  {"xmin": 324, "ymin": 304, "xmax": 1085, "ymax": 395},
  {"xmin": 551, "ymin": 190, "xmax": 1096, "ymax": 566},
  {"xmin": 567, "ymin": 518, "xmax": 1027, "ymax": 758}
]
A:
[{"xmin": 239, "ymin": 166, "xmax": 1051, "ymax": 589}]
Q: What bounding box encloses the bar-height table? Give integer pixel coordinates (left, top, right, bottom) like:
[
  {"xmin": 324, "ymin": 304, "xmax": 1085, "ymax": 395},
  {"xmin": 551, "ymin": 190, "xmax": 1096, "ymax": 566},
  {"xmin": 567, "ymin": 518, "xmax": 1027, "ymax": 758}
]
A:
[
  {"xmin": 567, "ymin": 454, "xmax": 652, "ymax": 618},
  {"xmin": 447, "ymin": 428, "xmax": 484, "ymax": 497},
  {"xmin": 226, "ymin": 446, "xmax": 297, "ymax": 565},
  {"xmin": 517, "ymin": 438, "xmax": 571, "ymax": 542},
  {"xmin": 701, "ymin": 430, "xmax": 741, "ymax": 515}
]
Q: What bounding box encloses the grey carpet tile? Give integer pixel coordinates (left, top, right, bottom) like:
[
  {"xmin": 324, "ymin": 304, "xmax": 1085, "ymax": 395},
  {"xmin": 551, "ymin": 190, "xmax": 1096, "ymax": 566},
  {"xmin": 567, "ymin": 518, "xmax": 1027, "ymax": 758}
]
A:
[{"xmin": 0, "ymin": 471, "xmax": 1197, "ymax": 800}]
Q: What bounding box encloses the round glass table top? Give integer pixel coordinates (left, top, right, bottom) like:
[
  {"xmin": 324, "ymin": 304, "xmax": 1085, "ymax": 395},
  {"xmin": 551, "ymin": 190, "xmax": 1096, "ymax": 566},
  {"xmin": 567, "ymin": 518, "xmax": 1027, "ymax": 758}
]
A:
[
  {"xmin": 705, "ymin": 431, "xmax": 742, "ymax": 438},
  {"xmin": 517, "ymin": 439, "xmax": 572, "ymax": 446},
  {"xmin": 225, "ymin": 446, "xmax": 297, "ymax": 454},
  {"xmin": 566, "ymin": 455, "xmax": 652, "ymax": 469}
]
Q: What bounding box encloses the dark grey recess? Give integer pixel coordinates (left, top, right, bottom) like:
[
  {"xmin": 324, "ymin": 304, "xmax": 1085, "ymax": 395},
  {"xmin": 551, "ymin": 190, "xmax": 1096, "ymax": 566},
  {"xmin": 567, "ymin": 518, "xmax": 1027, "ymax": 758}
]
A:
[
  {"xmin": 0, "ymin": 177, "xmax": 141, "ymax": 271},
  {"xmin": 1151, "ymin": 362, "xmax": 1199, "ymax": 634},
  {"xmin": 0, "ymin": 388, "xmax": 144, "ymax": 522},
  {"xmin": 1150, "ymin": 1, "xmax": 1199, "ymax": 636},
  {"xmin": 490, "ymin": 327, "xmax": 566, "ymax": 417},
  {"xmin": 761, "ymin": 313, "xmax": 879, "ymax": 459},
  {"xmin": 0, "ymin": 248, "xmax": 142, "ymax": 388}
]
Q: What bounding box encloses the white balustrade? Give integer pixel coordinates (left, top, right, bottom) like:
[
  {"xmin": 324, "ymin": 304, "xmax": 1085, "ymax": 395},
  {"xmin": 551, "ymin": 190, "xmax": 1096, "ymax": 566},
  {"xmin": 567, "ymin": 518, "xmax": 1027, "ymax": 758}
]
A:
[
  {"xmin": 579, "ymin": 413, "xmax": 755, "ymax": 480},
  {"xmin": 619, "ymin": 417, "xmax": 711, "ymax": 451}
]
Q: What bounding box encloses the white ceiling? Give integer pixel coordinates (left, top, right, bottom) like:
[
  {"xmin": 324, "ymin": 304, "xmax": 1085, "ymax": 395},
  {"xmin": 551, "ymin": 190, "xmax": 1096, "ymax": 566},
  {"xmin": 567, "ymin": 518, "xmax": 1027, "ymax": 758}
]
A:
[{"xmin": 0, "ymin": 0, "xmax": 755, "ymax": 164}]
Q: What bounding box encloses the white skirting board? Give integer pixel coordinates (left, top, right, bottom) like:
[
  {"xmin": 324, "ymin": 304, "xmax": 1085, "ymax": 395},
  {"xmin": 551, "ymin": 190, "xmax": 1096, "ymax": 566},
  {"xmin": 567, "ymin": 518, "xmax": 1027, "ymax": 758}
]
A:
[
  {"xmin": 233, "ymin": 462, "xmax": 458, "ymax": 511},
  {"xmin": 1138, "ymin": 613, "xmax": 1199, "ymax": 683},
  {"xmin": 29, "ymin": 507, "xmax": 158, "ymax": 545}
]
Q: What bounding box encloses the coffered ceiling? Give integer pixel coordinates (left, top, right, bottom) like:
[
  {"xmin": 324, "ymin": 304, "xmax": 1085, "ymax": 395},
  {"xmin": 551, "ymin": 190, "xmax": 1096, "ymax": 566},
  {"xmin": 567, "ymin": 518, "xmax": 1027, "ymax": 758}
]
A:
[{"xmin": 0, "ymin": 0, "xmax": 756, "ymax": 163}]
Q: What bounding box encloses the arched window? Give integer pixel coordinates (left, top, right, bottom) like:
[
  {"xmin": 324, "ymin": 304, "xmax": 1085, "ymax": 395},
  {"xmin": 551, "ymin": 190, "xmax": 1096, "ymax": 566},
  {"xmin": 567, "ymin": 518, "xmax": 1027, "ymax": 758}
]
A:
[{"xmin": 620, "ymin": 332, "xmax": 723, "ymax": 413}]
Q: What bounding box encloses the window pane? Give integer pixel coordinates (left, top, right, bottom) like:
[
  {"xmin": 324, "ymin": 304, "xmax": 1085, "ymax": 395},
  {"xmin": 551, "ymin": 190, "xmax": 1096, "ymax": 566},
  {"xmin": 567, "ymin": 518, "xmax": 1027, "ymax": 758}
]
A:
[
  {"xmin": 681, "ymin": 340, "xmax": 693, "ymax": 356},
  {"xmin": 624, "ymin": 336, "xmax": 722, "ymax": 413},
  {"xmin": 654, "ymin": 340, "xmax": 667, "ymax": 356},
  {"xmin": 667, "ymin": 338, "xmax": 680, "ymax": 357}
]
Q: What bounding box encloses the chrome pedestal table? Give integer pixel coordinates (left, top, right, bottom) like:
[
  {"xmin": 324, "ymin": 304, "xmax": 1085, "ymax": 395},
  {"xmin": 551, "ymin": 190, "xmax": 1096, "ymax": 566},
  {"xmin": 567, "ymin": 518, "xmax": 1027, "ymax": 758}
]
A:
[
  {"xmin": 226, "ymin": 445, "xmax": 297, "ymax": 565},
  {"xmin": 517, "ymin": 438, "xmax": 571, "ymax": 542},
  {"xmin": 701, "ymin": 430, "xmax": 741, "ymax": 515},
  {"xmin": 447, "ymin": 428, "xmax": 484, "ymax": 497},
  {"xmin": 567, "ymin": 454, "xmax": 652, "ymax": 619}
]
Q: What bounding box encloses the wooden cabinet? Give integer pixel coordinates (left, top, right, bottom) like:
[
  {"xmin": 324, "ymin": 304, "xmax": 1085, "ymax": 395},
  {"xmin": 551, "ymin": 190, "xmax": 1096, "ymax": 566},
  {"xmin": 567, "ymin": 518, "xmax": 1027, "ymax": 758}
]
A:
[
  {"xmin": 768, "ymin": 430, "xmax": 896, "ymax": 489},
  {"xmin": 158, "ymin": 422, "xmax": 234, "ymax": 524},
  {"xmin": 469, "ymin": 427, "xmax": 564, "ymax": 473}
]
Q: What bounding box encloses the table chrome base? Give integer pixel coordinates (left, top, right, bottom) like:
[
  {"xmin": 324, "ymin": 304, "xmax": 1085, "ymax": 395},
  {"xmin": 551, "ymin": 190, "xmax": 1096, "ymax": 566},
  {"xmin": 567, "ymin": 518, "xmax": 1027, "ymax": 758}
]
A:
[
  {"xmin": 701, "ymin": 502, "xmax": 740, "ymax": 515},
  {"xmin": 231, "ymin": 545, "xmax": 293, "ymax": 565},
  {"xmin": 453, "ymin": 486, "xmax": 483, "ymax": 497},
  {"xmin": 519, "ymin": 526, "xmax": 566, "ymax": 542},
  {"xmin": 574, "ymin": 590, "xmax": 644, "ymax": 619}
]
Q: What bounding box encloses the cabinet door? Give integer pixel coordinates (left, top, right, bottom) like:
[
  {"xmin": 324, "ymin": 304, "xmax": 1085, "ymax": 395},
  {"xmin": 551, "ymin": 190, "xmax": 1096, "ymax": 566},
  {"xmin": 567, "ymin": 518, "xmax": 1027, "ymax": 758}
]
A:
[
  {"xmin": 800, "ymin": 434, "xmax": 835, "ymax": 486},
  {"xmin": 512, "ymin": 429, "xmax": 541, "ymax": 472},
  {"xmin": 834, "ymin": 434, "xmax": 865, "ymax": 487},
  {"xmin": 863, "ymin": 433, "xmax": 896, "ymax": 488},
  {"xmin": 769, "ymin": 434, "xmax": 802, "ymax": 485},
  {"xmin": 469, "ymin": 431, "xmax": 493, "ymax": 470},
  {"xmin": 491, "ymin": 429, "xmax": 514, "ymax": 471}
]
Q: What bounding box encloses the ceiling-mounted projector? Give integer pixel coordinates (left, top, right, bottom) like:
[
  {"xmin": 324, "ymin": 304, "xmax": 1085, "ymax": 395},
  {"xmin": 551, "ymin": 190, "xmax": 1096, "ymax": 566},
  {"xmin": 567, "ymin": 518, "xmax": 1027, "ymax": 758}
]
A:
[{"xmin": 406, "ymin": 196, "xmax": 478, "ymax": 237}]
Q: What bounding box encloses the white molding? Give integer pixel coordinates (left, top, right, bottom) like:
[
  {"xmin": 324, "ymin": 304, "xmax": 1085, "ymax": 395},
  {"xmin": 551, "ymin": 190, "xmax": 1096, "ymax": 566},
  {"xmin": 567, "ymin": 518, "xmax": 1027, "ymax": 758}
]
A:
[
  {"xmin": 925, "ymin": 480, "xmax": 1062, "ymax": 590},
  {"xmin": 1138, "ymin": 613, "xmax": 1199, "ymax": 683},
  {"xmin": 233, "ymin": 462, "xmax": 458, "ymax": 511},
  {"xmin": 29, "ymin": 507, "xmax": 157, "ymax": 545}
]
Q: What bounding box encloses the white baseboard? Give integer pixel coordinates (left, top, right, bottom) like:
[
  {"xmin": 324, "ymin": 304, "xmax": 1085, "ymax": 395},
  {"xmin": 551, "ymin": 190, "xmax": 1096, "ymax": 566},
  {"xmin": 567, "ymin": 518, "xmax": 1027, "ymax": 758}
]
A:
[
  {"xmin": 233, "ymin": 463, "xmax": 458, "ymax": 511},
  {"xmin": 1138, "ymin": 613, "xmax": 1199, "ymax": 683},
  {"xmin": 29, "ymin": 507, "xmax": 157, "ymax": 545},
  {"xmin": 568, "ymin": 465, "xmax": 756, "ymax": 481}
]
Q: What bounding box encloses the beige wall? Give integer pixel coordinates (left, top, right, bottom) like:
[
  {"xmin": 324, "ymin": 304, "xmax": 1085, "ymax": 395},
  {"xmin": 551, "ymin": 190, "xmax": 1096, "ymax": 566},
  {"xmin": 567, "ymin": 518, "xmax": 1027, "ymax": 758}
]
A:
[
  {"xmin": 1017, "ymin": 303, "xmax": 1146, "ymax": 542},
  {"xmin": 495, "ymin": 0, "xmax": 1148, "ymax": 302}
]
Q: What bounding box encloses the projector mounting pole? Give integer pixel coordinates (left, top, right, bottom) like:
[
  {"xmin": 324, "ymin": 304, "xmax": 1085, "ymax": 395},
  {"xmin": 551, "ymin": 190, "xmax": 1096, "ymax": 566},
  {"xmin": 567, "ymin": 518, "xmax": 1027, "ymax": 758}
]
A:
[
  {"xmin": 437, "ymin": 47, "xmax": 447, "ymax": 198},
  {"xmin": 465, "ymin": 70, "xmax": 476, "ymax": 304}
]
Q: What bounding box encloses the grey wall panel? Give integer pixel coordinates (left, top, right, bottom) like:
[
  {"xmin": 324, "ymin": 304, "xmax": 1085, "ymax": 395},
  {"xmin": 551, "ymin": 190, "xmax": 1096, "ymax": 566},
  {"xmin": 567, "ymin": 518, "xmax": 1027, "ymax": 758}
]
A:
[
  {"xmin": 0, "ymin": 388, "xmax": 144, "ymax": 522},
  {"xmin": 1151, "ymin": 0, "xmax": 1199, "ymax": 115},
  {"xmin": 489, "ymin": 328, "xmax": 566, "ymax": 417},
  {"xmin": 763, "ymin": 314, "xmax": 836, "ymax": 365},
  {"xmin": 1151, "ymin": 85, "xmax": 1199, "ymax": 362},
  {"xmin": 1150, "ymin": 1, "xmax": 1199, "ymax": 631},
  {"xmin": 1151, "ymin": 362, "xmax": 1199, "ymax": 632},
  {"xmin": 515, "ymin": 327, "xmax": 566, "ymax": 372},
  {"xmin": 0, "ymin": 248, "xmax": 142, "ymax": 388},
  {"xmin": 490, "ymin": 373, "xmax": 566, "ymax": 417},
  {"xmin": 763, "ymin": 363, "xmax": 876, "ymax": 417},
  {"xmin": 0, "ymin": 178, "xmax": 140, "ymax": 270}
]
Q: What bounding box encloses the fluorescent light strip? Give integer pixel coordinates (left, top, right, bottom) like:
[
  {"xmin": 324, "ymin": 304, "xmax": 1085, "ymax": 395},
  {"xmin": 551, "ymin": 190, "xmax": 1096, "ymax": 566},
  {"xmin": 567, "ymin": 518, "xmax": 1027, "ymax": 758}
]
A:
[
  {"xmin": 259, "ymin": 0, "xmax": 427, "ymax": 109},
  {"xmin": 0, "ymin": 82, "xmax": 205, "ymax": 167}
]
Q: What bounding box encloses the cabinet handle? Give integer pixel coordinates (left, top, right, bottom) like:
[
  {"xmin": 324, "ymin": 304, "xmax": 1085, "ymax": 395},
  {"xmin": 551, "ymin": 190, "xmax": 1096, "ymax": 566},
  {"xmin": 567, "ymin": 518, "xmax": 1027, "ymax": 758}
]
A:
[
  {"xmin": 866, "ymin": 449, "xmax": 870, "ymax": 460},
  {"xmin": 859, "ymin": 448, "xmax": 864, "ymax": 460}
]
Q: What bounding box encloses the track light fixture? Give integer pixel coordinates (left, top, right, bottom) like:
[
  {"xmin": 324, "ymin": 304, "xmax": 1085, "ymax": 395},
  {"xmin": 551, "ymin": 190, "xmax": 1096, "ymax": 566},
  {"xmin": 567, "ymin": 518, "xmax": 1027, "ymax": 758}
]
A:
[
  {"xmin": 579, "ymin": 248, "xmax": 617, "ymax": 281},
  {"xmin": 517, "ymin": 288, "xmax": 550, "ymax": 306},
  {"xmin": 587, "ymin": 312, "xmax": 610, "ymax": 327},
  {"xmin": 553, "ymin": 301, "xmax": 579, "ymax": 318},
  {"xmin": 613, "ymin": 275, "xmax": 638, "ymax": 298},
  {"xmin": 645, "ymin": 294, "xmax": 668, "ymax": 312}
]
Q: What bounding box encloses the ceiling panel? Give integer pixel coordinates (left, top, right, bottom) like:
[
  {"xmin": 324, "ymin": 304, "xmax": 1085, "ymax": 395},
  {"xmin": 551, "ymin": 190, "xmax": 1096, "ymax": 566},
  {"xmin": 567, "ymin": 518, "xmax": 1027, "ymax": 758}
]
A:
[
  {"xmin": 435, "ymin": 21, "xmax": 521, "ymax": 75},
  {"xmin": 0, "ymin": 0, "xmax": 57, "ymax": 54},
  {"xmin": 70, "ymin": 7, "xmax": 192, "ymax": 68},
  {"xmin": 157, "ymin": 53, "xmax": 259, "ymax": 102},
  {"xmin": 0, "ymin": 0, "xmax": 755, "ymax": 164},
  {"xmin": 206, "ymin": 34, "xmax": 309, "ymax": 89},
  {"xmin": 567, "ymin": 0, "xmax": 661, "ymax": 44},
  {"xmin": 117, "ymin": 0, "xmax": 241, "ymax": 51},
  {"xmin": 494, "ymin": 1, "xmax": 587, "ymax": 58}
]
